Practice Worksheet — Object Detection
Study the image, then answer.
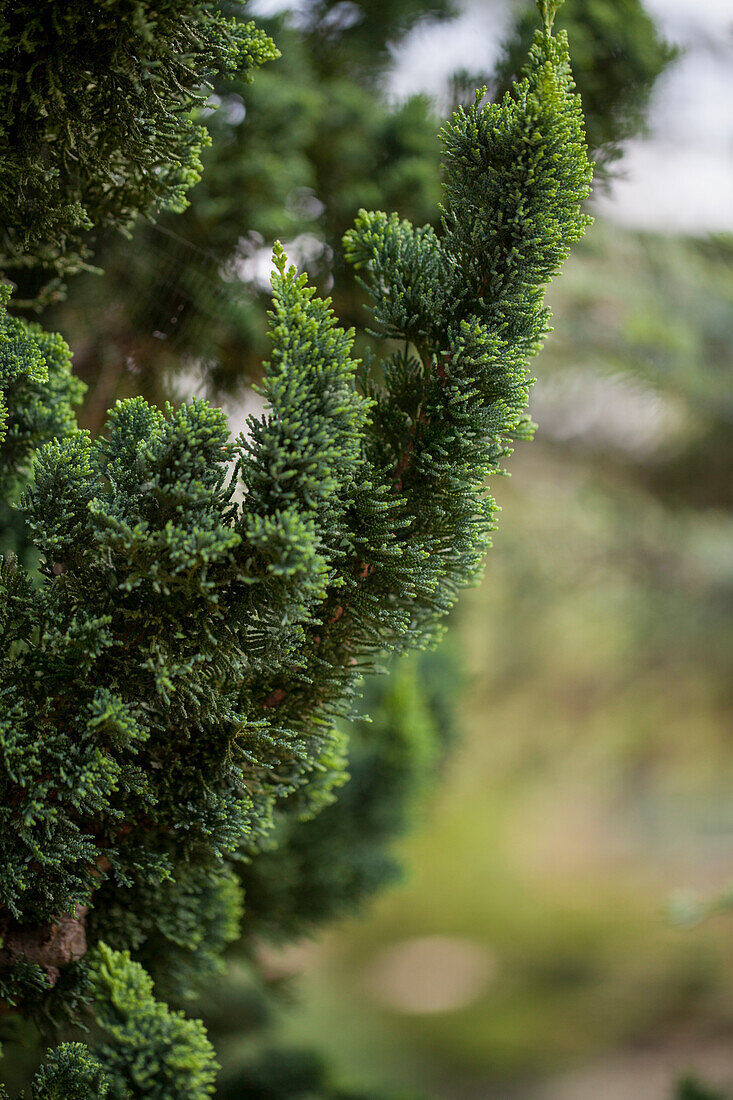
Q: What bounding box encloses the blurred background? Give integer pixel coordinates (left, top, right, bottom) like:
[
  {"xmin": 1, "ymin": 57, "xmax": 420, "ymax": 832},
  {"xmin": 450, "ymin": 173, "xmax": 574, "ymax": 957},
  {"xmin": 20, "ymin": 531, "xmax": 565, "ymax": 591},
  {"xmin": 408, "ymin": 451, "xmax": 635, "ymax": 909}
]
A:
[
  {"xmin": 230, "ymin": 2, "xmax": 733, "ymax": 1096},
  {"xmin": 12, "ymin": 0, "xmax": 733, "ymax": 1096}
]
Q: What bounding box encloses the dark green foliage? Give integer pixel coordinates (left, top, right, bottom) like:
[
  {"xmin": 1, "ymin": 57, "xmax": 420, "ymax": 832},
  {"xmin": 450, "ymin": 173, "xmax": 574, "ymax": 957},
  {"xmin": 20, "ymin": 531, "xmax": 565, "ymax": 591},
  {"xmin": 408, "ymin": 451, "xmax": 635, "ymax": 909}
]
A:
[
  {"xmin": 4, "ymin": 399, "xmax": 245, "ymax": 925},
  {"xmin": 675, "ymin": 1078, "xmax": 727, "ymax": 1100},
  {"xmin": 0, "ymin": 283, "xmax": 85, "ymax": 568},
  {"xmin": 240, "ymin": 654, "xmax": 449, "ymax": 942},
  {"xmin": 1, "ymin": 2, "xmax": 592, "ymax": 1091},
  {"xmin": 0, "ymin": 959, "xmax": 55, "ymax": 1018},
  {"xmin": 493, "ymin": 0, "xmax": 676, "ymax": 178},
  {"xmin": 88, "ymin": 865, "xmax": 243, "ymax": 1005},
  {"xmin": 40, "ymin": 5, "xmax": 451, "ymax": 420},
  {"xmin": 0, "ymin": 290, "xmax": 84, "ymax": 506},
  {"xmin": 0, "ymin": 0, "xmax": 277, "ymax": 304}
]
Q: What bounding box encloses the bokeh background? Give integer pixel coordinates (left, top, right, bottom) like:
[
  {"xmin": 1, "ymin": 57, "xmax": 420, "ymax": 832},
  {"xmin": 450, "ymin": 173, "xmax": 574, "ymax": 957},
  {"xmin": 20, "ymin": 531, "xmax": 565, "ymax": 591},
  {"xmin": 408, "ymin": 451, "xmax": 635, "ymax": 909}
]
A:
[
  {"xmin": 9, "ymin": 1, "xmax": 731, "ymax": 1096},
  {"xmin": 235, "ymin": 2, "xmax": 733, "ymax": 1096}
]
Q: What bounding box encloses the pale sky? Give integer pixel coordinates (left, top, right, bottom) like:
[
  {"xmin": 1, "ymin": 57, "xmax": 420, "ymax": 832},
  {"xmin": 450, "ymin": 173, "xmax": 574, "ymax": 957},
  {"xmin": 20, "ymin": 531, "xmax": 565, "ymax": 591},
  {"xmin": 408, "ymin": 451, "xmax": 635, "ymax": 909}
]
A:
[{"xmin": 597, "ymin": 0, "xmax": 733, "ymax": 231}]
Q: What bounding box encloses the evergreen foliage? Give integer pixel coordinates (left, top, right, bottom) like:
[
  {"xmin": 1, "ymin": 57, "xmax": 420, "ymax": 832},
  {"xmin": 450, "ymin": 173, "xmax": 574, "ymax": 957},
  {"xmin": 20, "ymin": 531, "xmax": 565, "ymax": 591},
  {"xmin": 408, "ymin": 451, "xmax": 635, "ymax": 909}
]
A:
[
  {"xmin": 0, "ymin": 287, "xmax": 85, "ymax": 566},
  {"xmin": 36, "ymin": 1, "xmax": 455, "ymax": 421},
  {"xmin": 493, "ymin": 0, "xmax": 676, "ymax": 179},
  {"xmin": 89, "ymin": 943, "xmax": 218, "ymax": 1098},
  {"xmin": 0, "ymin": 290, "xmax": 84, "ymax": 501},
  {"xmin": 0, "ymin": 1, "xmax": 592, "ymax": 1092},
  {"xmin": 0, "ymin": 0, "xmax": 277, "ymax": 305},
  {"xmin": 22, "ymin": 1043, "xmax": 110, "ymax": 1099},
  {"xmin": 33, "ymin": 0, "xmax": 671, "ymax": 429},
  {"xmin": 238, "ymin": 653, "xmax": 450, "ymax": 942}
]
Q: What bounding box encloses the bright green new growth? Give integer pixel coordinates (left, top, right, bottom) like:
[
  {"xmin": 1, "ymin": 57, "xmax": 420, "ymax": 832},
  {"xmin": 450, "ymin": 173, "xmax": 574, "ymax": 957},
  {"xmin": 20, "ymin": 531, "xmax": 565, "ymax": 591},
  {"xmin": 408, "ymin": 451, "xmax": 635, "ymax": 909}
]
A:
[
  {"xmin": 0, "ymin": 0, "xmax": 277, "ymax": 303},
  {"xmin": 493, "ymin": 0, "xmax": 676, "ymax": 179},
  {"xmin": 1, "ymin": 947, "xmax": 218, "ymax": 1098},
  {"xmin": 0, "ymin": 1, "xmax": 592, "ymax": 1092},
  {"xmin": 89, "ymin": 944, "xmax": 218, "ymax": 1098},
  {"xmin": 537, "ymin": 0, "xmax": 563, "ymax": 33}
]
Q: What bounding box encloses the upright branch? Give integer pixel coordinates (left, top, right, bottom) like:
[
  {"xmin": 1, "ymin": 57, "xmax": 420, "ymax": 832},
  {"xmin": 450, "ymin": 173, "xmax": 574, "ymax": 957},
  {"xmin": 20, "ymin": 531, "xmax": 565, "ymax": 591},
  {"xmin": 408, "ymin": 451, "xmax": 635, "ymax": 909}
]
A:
[{"xmin": 0, "ymin": 2, "xmax": 591, "ymax": 1092}]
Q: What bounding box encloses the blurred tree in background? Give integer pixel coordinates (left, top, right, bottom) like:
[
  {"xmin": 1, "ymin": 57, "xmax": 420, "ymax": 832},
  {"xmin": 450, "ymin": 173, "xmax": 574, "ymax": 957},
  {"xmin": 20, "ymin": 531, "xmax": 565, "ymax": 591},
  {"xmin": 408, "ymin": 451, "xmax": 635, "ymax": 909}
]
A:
[
  {"xmin": 537, "ymin": 226, "xmax": 733, "ymax": 512},
  {"xmin": 31, "ymin": 1, "xmax": 457, "ymax": 427}
]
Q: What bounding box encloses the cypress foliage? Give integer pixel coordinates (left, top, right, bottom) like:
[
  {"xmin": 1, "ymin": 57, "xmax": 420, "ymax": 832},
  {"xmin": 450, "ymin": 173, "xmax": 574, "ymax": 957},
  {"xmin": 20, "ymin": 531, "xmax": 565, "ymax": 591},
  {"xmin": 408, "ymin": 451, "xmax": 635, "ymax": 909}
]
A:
[
  {"xmin": 0, "ymin": 1, "xmax": 592, "ymax": 1091},
  {"xmin": 0, "ymin": 289, "xmax": 84, "ymax": 507},
  {"xmin": 0, "ymin": 0, "xmax": 277, "ymax": 305},
  {"xmin": 238, "ymin": 653, "xmax": 450, "ymax": 943},
  {"xmin": 34, "ymin": 0, "xmax": 670, "ymax": 427},
  {"xmin": 492, "ymin": 0, "xmax": 676, "ymax": 180},
  {"xmin": 34, "ymin": 1, "xmax": 457, "ymax": 425},
  {"xmin": 0, "ymin": 290, "xmax": 85, "ymax": 581},
  {"xmin": 88, "ymin": 943, "xmax": 219, "ymax": 1098},
  {"xmin": 12, "ymin": 1043, "xmax": 110, "ymax": 1099}
]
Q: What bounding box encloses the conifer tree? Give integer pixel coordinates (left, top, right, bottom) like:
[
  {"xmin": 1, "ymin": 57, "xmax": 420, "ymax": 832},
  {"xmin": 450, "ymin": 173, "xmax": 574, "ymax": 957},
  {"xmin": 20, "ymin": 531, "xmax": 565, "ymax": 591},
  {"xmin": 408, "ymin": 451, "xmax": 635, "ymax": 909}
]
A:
[
  {"xmin": 25, "ymin": 0, "xmax": 671, "ymax": 428},
  {"xmin": 0, "ymin": 0, "xmax": 592, "ymax": 1091}
]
